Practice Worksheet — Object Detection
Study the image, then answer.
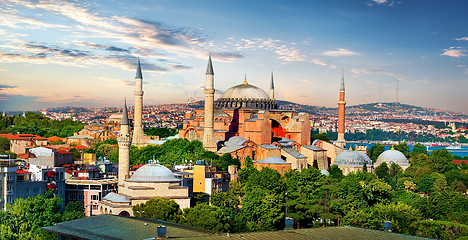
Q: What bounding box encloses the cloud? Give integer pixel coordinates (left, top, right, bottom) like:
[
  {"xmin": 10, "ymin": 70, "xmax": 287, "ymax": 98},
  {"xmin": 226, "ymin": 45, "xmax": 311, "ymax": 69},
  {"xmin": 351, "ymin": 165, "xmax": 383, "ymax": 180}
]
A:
[
  {"xmin": 211, "ymin": 52, "xmax": 243, "ymax": 62},
  {"xmin": 311, "ymin": 59, "xmax": 327, "ymax": 66},
  {"xmin": 228, "ymin": 37, "xmax": 306, "ymax": 62},
  {"xmin": 170, "ymin": 64, "xmax": 192, "ymax": 70},
  {"xmin": 441, "ymin": 47, "xmax": 466, "ymax": 58},
  {"xmin": 0, "ymin": 84, "xmax": 16, "ymax": 90},
  {"xmin": 75, "ymin": 41, "xmax": 129, "ymax": 52},
  {"xmin": 0, "ymin": 7, "xmax": 69, "ymax": 29},
  {"xmin": 456, "ymin": 37, "xmax": 468, "ymax": 41},
  {"xmin": 351, "ymin": 68, "xmax": 396, "ymax": 77},
  {"xmin": 323, "ymin": 48, "xmax": 358, "ymax": 57},
  {"xmin": 368, "ymin": 0, "xmax": 401, "ymax": 7}
]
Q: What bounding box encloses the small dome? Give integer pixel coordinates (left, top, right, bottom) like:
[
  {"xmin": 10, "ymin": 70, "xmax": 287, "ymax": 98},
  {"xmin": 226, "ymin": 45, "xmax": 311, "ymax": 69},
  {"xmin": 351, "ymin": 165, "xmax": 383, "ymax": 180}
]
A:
[
  {"xmin": 126, "ymin": 164, "xmax": 179, "ymax": 182},
  {"xmin": 220, "ymin": 83, "xmax": 270, "ymax": 100},
  {"xmin": 103, "ymin": 192, "xmax": 130, "ymax": 203},
  {"xmin": 335, "ymin": 151, "xmax": 373, "ymax": 167},
  {"xmin": 225, "ymin": 136, "xmax": 247, "ymax": 146},
  {"xmin": 376, "ymin": 150, "xmax": 410, "ymax": 166}
]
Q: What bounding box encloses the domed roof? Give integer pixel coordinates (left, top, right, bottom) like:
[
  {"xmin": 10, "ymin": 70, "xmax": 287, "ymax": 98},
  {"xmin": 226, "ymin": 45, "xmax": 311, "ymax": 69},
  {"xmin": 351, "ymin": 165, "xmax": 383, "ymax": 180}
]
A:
[
  {"xmin": 256, "ymin": 156, "xmax": 290, "ymax": 164},
  {"xmin": 376, "ymin": 150, "xmax": 410, "ymax": 166},
  {"xmin": 126, "ymin": 164, "xmax": 179, "ymax": 182},
  {"xmin": 220, "ymin": 83, "xmax": 270, "ymax": 100},
  {"xmin": 334, "ymin": 150, "xmax": 373, "ymax": 167}
]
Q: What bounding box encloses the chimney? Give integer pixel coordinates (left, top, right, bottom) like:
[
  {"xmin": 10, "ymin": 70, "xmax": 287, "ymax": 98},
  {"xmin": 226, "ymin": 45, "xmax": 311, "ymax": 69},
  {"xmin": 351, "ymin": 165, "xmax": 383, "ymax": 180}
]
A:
[{"xmin": 156, "ymin": 225, "xmax": 167, "ymax": 239}]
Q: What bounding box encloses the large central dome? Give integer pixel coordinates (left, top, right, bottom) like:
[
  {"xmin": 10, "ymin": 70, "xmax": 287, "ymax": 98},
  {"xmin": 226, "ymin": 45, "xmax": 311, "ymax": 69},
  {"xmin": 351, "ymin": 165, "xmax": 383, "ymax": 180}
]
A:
[
  {"xmin": 215, "ymin": 82, "xmax": 278, "ymax": 110},
  {"xmin": 221, "ymin": 83, "xmax": 270, "ymax": 99}
]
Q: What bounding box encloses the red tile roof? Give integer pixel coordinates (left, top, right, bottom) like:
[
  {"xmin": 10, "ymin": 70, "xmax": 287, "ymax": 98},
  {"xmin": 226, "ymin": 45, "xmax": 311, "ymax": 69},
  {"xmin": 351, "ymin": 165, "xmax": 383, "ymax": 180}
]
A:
[
  {"xmin": 16, "ymin": 170, "xmax": 31, "ymax": 174},
  {"xmin": 452, "ymin": 160, "xmax": 468, "ymax": 165},
  {"xmin": 74, "ymin": 145, "xmax": 89, "ymax": 150}
]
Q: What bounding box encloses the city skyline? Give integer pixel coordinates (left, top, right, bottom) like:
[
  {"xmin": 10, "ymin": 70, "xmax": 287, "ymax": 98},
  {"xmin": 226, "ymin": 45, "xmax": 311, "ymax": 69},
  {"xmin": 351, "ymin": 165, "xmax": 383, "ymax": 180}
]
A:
[{"xmin": 0, "ymin": 0, "xmax": 467, "ymax": 113}]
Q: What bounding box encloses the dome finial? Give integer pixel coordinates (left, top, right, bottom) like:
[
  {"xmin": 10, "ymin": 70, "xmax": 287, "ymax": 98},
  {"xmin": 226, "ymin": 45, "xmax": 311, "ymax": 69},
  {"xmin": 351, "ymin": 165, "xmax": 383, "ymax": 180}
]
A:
[{"xmin": 243, "ymin": 74, "xmax": 247, "ymax": 85}]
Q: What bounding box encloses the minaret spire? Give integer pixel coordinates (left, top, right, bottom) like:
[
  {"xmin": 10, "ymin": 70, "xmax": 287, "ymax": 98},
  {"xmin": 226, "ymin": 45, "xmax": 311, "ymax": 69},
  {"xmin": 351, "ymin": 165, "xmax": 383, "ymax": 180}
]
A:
[
  {"xmin": 132, "ymin": 57, "xmax": 149, "ymax": 146},
  {"xmin": 202, "ymin": 54, "xmax": 217, "ymax": 151},
  {"xmin": 206, "ymin": 53, "xmax": 214, "ymax": 75},
  {"xmin": 270, "ymin": 70, "xmax": 275, "ymax": 99},
  {"xmin": 118, "ymin": 99, "xmax": 131, "ymax": 191},
  {"xmin": 340, "ymin": 68, "xmax": 345, "ymax": 91},
  {"xmin": 336, "ymin": 68, "xmax": 346, "ymax": 148},
  {"xmin": 136, "ymin": 57, "xmax": 143, "ymax": 79}
]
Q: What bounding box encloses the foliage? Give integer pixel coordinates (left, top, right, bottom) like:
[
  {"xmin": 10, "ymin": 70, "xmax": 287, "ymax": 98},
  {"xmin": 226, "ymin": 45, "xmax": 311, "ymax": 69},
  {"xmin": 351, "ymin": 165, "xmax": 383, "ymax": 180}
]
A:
[
  {"xmin": 429, "ymin": 149, "xmax": 454, "ymax": 173},
  {"xmin": 213, "ymin": 153, "xmax": 241, "ymax": 171},
  {"xmin": 411, "ymin": 220, "xmax": 468, "ymax": 240},
  {"xmin": 62, "ymin": 201, "xmax": 86, "ymax": 221},
  {"xmin": 311, "ymin": 133, "xmax": 330, "ymax": 143},
  {"xmin": 181, "ymin": 204, "xmax": 229, "ymax": 232},
  {"xmin": 132, "ymin": 198, "xmax": 181, "ymax": 222},
  {"xmin": 2, "ymin": 112, "xmax": 85, "ymax": 138},
  {"xmin": 368, "ymin": 143, "xmax": 385, "ymax": 162},
  {"xmin": 328, "ymin": 165, "xmax": 343, "ymax": 180},
  {"xmin": 0, "ymin": 137, "xmax": 10, "ymax": 151},
  {"xmin": 0, "ymin": 192, "xmax": 84, "ymax": 240},
  {"xmin": 393, "ymin": 141, "xmax": 411, "ymax": 158},
  {"xmin": 144, "ymin": 127, "xmax": 178, "ymax": 138}
]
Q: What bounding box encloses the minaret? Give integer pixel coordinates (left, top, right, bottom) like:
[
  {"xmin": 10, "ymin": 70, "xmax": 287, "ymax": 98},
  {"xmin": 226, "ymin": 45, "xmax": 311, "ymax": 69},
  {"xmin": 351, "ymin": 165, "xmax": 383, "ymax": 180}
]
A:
[
  {"xmin": 132, "ymin": 58, "xmax": 146, "ymax": 146},
  {"xmin": 202, "ymin": 54, "xmax": 217, "ymax": 151},
  {"xmin": 269, "ymin": 70, "xmax": 275, "ymax": 99},
  {"xmin": 336, "ymin": 69, "xmax": 346, "ymax": 148},
  {"xmin": 118, "ymin": 99, "xmax": 132, "ymax": 191}
]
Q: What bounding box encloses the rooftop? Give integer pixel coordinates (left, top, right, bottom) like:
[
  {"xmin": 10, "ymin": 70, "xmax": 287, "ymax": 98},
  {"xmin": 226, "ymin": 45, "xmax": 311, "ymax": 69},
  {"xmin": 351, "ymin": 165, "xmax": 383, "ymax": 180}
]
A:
[{"xmin": 43, "ymin": 215, "xmax": 432, "ymax": 240}]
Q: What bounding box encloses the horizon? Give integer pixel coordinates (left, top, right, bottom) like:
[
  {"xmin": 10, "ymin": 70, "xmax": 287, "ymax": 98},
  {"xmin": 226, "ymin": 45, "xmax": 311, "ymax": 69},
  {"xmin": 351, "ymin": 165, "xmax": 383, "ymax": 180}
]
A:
[{"xmin": 0, "ymin": 0, "xmax": 467, "ymax": 114}]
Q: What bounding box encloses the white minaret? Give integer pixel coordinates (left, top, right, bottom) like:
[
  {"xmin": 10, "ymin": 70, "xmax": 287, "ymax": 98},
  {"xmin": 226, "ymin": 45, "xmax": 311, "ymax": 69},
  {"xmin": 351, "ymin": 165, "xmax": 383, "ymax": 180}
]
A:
[
  {"xmin": 118, "ymin": 100, "xmax": 131, "ymax": 191},
  {"xmin": 132, "ymin": 58, "xmax": 147, "ymax": 146},
  {"xmin": 270, "ymin": 70, "xmax": 275, "ymax": 99},
  {"xmin": 202, "ymin": 54, "xmax": 217, "ymax": 151}
]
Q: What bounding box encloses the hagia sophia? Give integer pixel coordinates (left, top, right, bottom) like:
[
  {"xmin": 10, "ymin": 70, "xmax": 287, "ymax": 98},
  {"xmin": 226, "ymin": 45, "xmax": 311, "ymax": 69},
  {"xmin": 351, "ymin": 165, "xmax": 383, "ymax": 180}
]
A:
[{"xmin": 98, "ymin": 56, "xmax": 411, "ymax": 215}]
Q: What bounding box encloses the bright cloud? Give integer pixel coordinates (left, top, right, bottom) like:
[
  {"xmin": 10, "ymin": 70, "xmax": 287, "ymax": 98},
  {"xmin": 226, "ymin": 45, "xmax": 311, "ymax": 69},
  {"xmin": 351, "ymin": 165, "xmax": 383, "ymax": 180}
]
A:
[
  {"xmin": 455, "ymin": 37, "xmax": 468, "ymax": 41},
  {"xmin": 229, "ymin": 37, "xmax": 307, "ymax": 62},
  {"xmin": 441, "ymin": 47, "xmax": 466, "ymax": 58},
  {"xmin": 322, "ymin": 48, "xmax": 358, "ymax": 57}
]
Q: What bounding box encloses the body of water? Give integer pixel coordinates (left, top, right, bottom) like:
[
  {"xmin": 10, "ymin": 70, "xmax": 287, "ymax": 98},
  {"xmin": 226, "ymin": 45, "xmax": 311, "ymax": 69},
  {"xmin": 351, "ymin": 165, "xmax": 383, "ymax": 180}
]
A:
[{"xmin": 345, "ymin": 143, "xmax": 468, "ymax": 158}]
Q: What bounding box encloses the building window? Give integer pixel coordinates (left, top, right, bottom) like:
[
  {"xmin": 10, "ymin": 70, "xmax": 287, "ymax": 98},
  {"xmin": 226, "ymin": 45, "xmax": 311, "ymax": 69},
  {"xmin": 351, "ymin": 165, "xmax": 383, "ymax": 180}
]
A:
[
  {"xmin": 7, "ymin": 185, "xmax": 12, "ymax": 193},
  {"xmin": 91, "ymin": 195, "xmax": 99, "ymax": 201},
  {"xmin": 77, "ymin": 194, "xmax": 84, "ymax": 200},
  {"xmin": 92, "ymin": 205, "xmax": 98, "ymax": 210},
  {"xmin": 69, "ymin": 193, "xmax": 76, "ymax": 200}
]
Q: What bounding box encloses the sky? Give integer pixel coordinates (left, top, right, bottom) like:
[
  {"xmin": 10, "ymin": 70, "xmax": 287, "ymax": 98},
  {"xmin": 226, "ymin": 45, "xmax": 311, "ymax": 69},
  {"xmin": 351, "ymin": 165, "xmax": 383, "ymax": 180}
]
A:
[{"xmin": 0, "ymin": 0, "xmax": 467, "ymax": 113}]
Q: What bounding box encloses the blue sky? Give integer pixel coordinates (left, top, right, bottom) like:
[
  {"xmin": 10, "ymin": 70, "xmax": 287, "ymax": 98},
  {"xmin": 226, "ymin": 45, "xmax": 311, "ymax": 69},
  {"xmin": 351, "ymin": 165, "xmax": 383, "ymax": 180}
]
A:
[{"xmin": 0, "ymin": 0, "xmax": 467, "ymax": 113}]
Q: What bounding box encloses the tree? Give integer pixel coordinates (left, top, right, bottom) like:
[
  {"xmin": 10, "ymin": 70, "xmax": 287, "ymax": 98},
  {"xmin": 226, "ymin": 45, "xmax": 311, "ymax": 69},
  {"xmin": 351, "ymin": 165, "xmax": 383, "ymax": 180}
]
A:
[
  {"xmin": 0, "ymin": 137, "xmax": 10, "ymax": 151},
  {"xmin": 132, "ymin": 198, "xmax": 181, "ymax": 223},
  {"xmin": 213, "ymin": 153, "xmax": 240, "ymax": 171},
  {"xmin": 243, "ymin": 155, "xmax": 253, "ymax": 168},
  {"xmin": 0, "ymin": 192, "xmax": 65, "ymax": 239},
  {"xmin": 312, "ymin": 159, "xmax": 318, "ymax": 169},
  {"xmin": 368, "ymin": 143, "xmax": 385, "ymax": 162},
  {"xmin": 328, "ymin": 165, "xmax": 343, "ymax": 180},
  {"xmin": 181, "ymin": 204, "xmax": 228, "ymax": 232},
  {"xmin": 362, "ymin": 162, "xmax": 368, "ymax": 173},
  {"xmin": 411, "ymin": 143, "xmax": 427, "ymax": 157},
  {"xmin": 393, "ymin": 142, "xmax": 410, "ymax": 158},
  {"xmin": 311, "ymin": 133, "xmax": 330, "ymax": 143},
  {"xmin": 375, "ymin": 162, "xmax": 389, "ymax": 180},
  {"xmin": 62, "ymin": 201, "xmax": 85, "ymax": 221},
  {"xmin": 429, "ymin": 149, "xmax": 454, "ymax": 173}
]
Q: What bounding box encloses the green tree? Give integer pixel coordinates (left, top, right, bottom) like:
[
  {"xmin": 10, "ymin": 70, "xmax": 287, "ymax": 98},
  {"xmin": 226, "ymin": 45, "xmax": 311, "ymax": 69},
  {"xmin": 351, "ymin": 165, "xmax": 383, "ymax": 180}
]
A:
[
  {"xmin": 375, "ymin": 162, "xmax": 389, "ymax": 180},
  {"xmin": 132, "ymin": 198, "xmax": 181, "ymax": 222},
  {"xmin": 0, "ymin": 137, "xmax": 10, "ymax": 151},
  {"xmin": 393, "ymin": 142, "xmax": 410, "ymax": 158},
  {"xmin": 429, "ymin": 149, "xmax": 454, "ymax": 173},
  {"xmin": 311, "ymin": 133, "xmax": 330, "ymax": 143},
  {"xmin": 181, "ymin": 204, "xmax": 228, "ymax": 232},
  {"xmin": 411, "ymin": 143, "xmax": 427, "ymax": 157},
  {"xmin": 368, "ymin": 143, "xmax": 385, "ymax": 162},
  {"xmin": 0, "ymin": 192, "xmax": 65, "ymax": 239},
  {"xmin": 62, "ymin": 201, "xmax": 85, "ymax": 221},
  {"xmin": 328, "ymin": 165, "xmax": 343, "ymax": 180}
]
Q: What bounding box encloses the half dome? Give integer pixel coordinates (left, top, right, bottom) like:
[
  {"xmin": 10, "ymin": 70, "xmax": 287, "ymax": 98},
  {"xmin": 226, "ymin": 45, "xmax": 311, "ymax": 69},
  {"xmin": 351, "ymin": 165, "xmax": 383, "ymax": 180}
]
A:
[{"xmin": 126, "ymin": 164, "xmax": 179, "ymax": 182}]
